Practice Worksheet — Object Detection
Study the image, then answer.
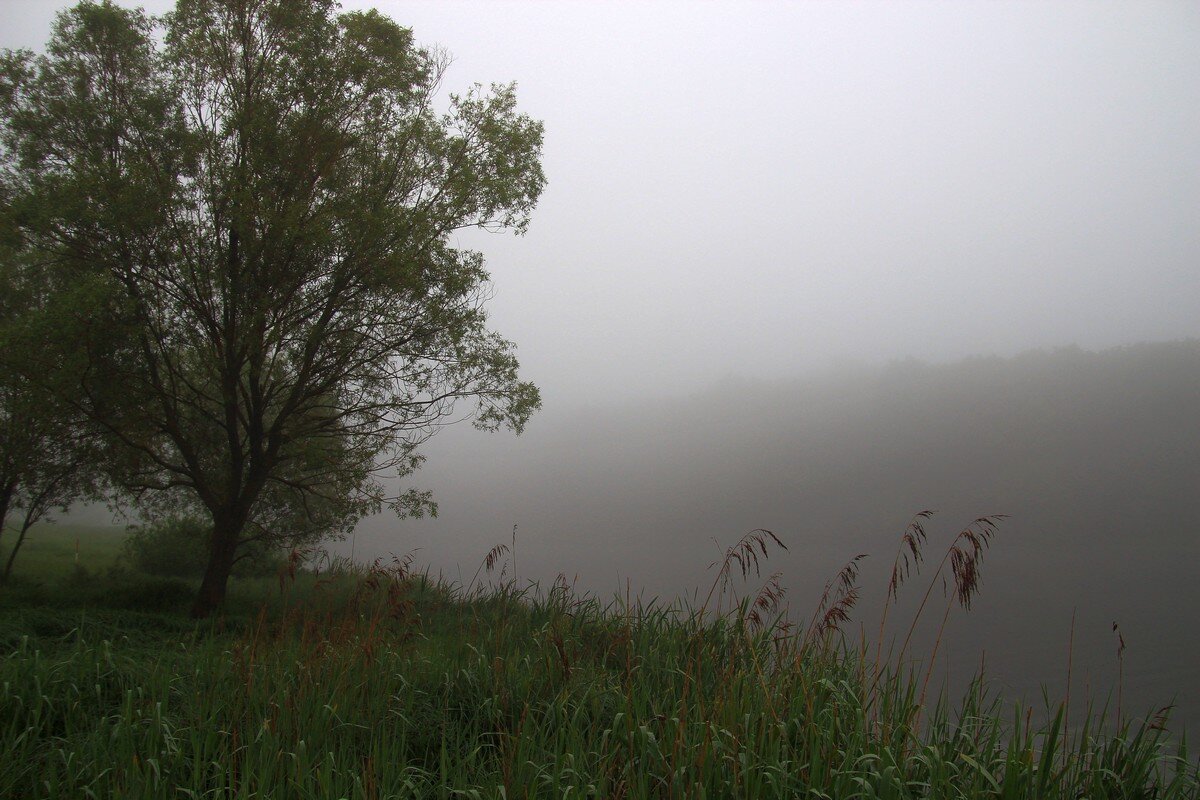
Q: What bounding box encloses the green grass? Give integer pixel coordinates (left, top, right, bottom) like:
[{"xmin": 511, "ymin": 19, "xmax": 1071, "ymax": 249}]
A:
[
  {"xmin": 0, "ymin": 521, "xmax": 129, "ymax": 578},
  {"xmin": 1, "ymin": 539, "xmax": 1197, "ymax": 799},
  {"xmin": 0, "ymin": 523, "xmax": 201, "ymax": 616}
]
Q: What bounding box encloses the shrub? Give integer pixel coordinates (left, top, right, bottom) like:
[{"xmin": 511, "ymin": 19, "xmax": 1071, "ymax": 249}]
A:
[
  {"xmin": 122, "ymin": 516, "xmax": 209, "ymax": 579},
  {"xmin": 123, "ymin": 516, "xmax": 287, "ymax": 579}
]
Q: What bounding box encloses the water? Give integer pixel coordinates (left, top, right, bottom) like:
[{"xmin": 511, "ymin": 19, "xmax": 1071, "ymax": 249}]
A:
[{"xmin": 354, "ymin": 344, "xmax": 1200, "ymax": 733}]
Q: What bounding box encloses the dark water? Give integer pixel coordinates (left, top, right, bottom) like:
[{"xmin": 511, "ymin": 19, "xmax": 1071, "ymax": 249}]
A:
[{"xmin": 354, "ymin": 343, "xmax": 1200, "ymax": 733}]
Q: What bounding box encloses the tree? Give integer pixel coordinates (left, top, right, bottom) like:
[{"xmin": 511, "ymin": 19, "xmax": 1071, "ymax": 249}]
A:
[
  {"xmin": 0, "ymin": 0, "xmax": 545, "ymax": 616},
  {"xmin": 0, "ymin": 262, "xmax": 101, "ymax": 584}
]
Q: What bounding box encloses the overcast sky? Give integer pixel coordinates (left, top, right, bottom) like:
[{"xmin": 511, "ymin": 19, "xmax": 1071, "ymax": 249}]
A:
[{"xmin": 4, "ymin": 0, "xmax": 1198, "ymax": 405}]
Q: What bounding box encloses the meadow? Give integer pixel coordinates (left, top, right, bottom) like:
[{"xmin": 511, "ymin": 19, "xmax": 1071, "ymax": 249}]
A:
[{"xmin": 0, "ymin": 524, "xmax": 1196, "ymax": 799}]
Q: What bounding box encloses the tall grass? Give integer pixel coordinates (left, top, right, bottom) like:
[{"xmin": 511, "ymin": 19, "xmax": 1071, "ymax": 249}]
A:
[{"xmin": 0, "ymin": 521, "xmax": 1196, "ymax": 798}]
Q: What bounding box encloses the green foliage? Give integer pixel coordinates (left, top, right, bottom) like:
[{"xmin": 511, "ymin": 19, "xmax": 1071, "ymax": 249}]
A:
[
  {"xmin": 122, "ymin": 515, "xmax": 287, "ymax": 579},
  {"xmin": 0, "ymin": 0, "xmax": 545, "ymax": 613},
  {"xmin": 121, "ymin": 516, "xmax": 209, "ymax": 579},
  {"xmin": 0, "ymin": 524, "xmax": 199, "ymax": 614},
  {"xmin": 0, "ymin": 564, "xmax": 1195, "ymax": 798},
  {"xmin": 0, "ymin": 248, "xmax": 101, "ymax": 583}
]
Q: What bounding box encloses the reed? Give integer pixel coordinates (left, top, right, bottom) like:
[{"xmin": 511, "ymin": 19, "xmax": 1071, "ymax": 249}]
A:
[{"xmin": 0, "ymin": 521, "xmax": 1194, "ymax": 799}]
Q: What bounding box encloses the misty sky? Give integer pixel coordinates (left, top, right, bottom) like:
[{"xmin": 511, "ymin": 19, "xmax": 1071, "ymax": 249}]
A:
[{"xmin": 4, "ymin": 1, "xmax": 1199, "ymax": 405}]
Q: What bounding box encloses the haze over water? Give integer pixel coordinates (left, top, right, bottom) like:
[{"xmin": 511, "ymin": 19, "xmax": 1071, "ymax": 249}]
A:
[{"xmin": 354, "ymin": 343, "xmax": 1200, "ymax": 732}]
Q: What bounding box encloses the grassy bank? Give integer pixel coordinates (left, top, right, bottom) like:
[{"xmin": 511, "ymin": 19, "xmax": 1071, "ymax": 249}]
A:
[
  {"xmin": 0, "ymin": 527, "xmax": 1196, "ymax": 799},
  {"xmin": 0, "ymin": 522, "xmax": 127, "ymax": 578}
]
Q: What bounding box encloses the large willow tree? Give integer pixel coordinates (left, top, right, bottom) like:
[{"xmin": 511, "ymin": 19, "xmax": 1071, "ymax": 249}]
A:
[{"xmin": 0, "ymin": 0, "xmax": 544, "ymax": 616}]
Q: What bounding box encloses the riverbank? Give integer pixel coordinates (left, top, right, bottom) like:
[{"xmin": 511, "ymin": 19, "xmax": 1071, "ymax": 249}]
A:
[{"xmin": 1, "ymin": 537, "xmax": 1195, "ymax": 798}]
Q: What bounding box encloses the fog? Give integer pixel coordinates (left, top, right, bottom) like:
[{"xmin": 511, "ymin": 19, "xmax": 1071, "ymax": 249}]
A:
[
  {"xmin": 6, "ymin": 1, "xmax": 1199, "ymax": 404},
  {"xmin": 6, "ymin": 0, "xmax": 1199, "ymax": 727},
  {"xmin": 359, "ymin": 342, "xmax": 1200, "ymax": 728}
]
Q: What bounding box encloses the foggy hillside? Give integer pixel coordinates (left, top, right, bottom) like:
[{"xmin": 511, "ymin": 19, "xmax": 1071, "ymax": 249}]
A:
[{"xmin": 356, "ymin": 340, "xmax": 1200, "ymax": 725}]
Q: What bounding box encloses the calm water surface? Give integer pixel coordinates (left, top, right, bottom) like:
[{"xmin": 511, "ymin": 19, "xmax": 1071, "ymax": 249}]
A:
[{"xmin": 356, "ymin": 349, "xmax": 1200, "ymax": 733}]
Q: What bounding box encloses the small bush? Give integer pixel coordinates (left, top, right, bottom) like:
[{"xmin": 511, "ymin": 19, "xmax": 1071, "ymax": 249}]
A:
[
  {"xmin": 123, "ymin": 515, "xmax": 287, "ymax": 579},
  {"xmin": 122, "ymin": 516, "xmax": 210, "ymax": 578}
]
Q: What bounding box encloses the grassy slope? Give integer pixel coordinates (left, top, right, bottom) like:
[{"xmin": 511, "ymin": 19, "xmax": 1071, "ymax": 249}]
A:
[{"xmin": 0, "ymin": 535, "xmax": 1197, "ymax": 799}]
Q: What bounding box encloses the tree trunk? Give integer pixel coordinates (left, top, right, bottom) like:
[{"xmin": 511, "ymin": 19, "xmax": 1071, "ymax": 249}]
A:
[
  {"xmin": 0, "ymin": 485, "xmax": 12, "ymax": 533},
  {"xmin": 191, "ymin": 515, "xmax": 241, "ymax": 618},
  {"xmin": 0, "ymin": 485, "xmax": 22, "ymax": 586},
  {"xmin": 1, "ymin": 520, "xmax": 32, "ymax": 585}
]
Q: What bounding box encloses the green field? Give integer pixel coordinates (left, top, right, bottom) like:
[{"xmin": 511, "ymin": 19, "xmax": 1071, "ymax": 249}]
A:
[
  {"xmin": 0, "ymin": 526, "xmax": 1196, "ymax": 798},
  {"xmin": 0, "ymin": 522, "xmax": 127, "ymax": 574}
]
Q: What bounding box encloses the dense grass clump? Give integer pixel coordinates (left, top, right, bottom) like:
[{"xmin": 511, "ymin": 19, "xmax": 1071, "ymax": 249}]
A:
[{"xmin": 1, "ymin": 534, "xmax": 1197, "ymax": 800}]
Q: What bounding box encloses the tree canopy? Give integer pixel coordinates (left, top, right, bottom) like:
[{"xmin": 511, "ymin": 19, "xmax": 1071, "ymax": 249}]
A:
[
  {"xmin": 0, "ymin": 244, "xmax": 100, "ymax": 583},
  {"xmin": 0, "ymin": 0, "xmax": 545, "ymax": 615}
]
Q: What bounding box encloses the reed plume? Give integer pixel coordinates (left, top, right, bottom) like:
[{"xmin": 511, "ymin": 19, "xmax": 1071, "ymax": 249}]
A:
[
  {"xmin": 746, "ymin": 572, "xmax": 787, "ymax": 633},
  {"xmin": 467, "ymin": 542, "xmax": 511, "ymax": 592},
  {"xmin": 806, "ymin": 554, "xmax": 868, "ymax": 645},
  {"xmin": 873, "ymin": 511, "xmax": 936, "ymax": 694},
  {"xmin": 897, "ymin": 514, "xmax": 1007, "ymax": 667},
  {"xmin": 700, "ymin": 528, "xmax": 787, "ymax": 616}
]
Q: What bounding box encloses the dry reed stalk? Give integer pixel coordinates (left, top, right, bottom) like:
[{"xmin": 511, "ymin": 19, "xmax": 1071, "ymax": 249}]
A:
[
  {"xmin": 1064, "ymin": 607, "xmax": 1076, "ymax": 769},
  {"xmin": 896, "ymin": 514, "xmax": 1006, "ymax": 669},
  {"xmin": 741, "ymin": 572, "xmax": 791, "ymax": 721},
  {"xmin": 1114, "ymin": 620, "xmax": 1126, "ymax": 723},
  {"xmin": 916, "ymin": 600, "xmax": 954, "ymax": 715},
  {"xmin": 277, "ymin": 545, "xmax": 312, "ymax": 599},
  {"xmin": 804, "ymin": 554, "xmax": 868, "ymax": 648},
  {"xmin": 699, "ymin": 528, "xmax": 787, "ymax": 618},
  {"xmin": 871, "ymin": 511, "xmax": 935, "ymax": 703},
  {"xmin": 468, "ymin": 542, "xmax": 511, "ymax": 592},
  {"xmin": 1147, "ymin": 704, "xmax": 1173, "ymax": 732},
  {"xmin": 746, "ymin": 572, "xmax": 787, "ymax": 633},
  {"xmin": 906, "ymin": 515, "xmax": 1005, "ymax": 729},
  {"xmin": 511, "ymin": 524, "xmax": 518, "ymax": 583}
]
